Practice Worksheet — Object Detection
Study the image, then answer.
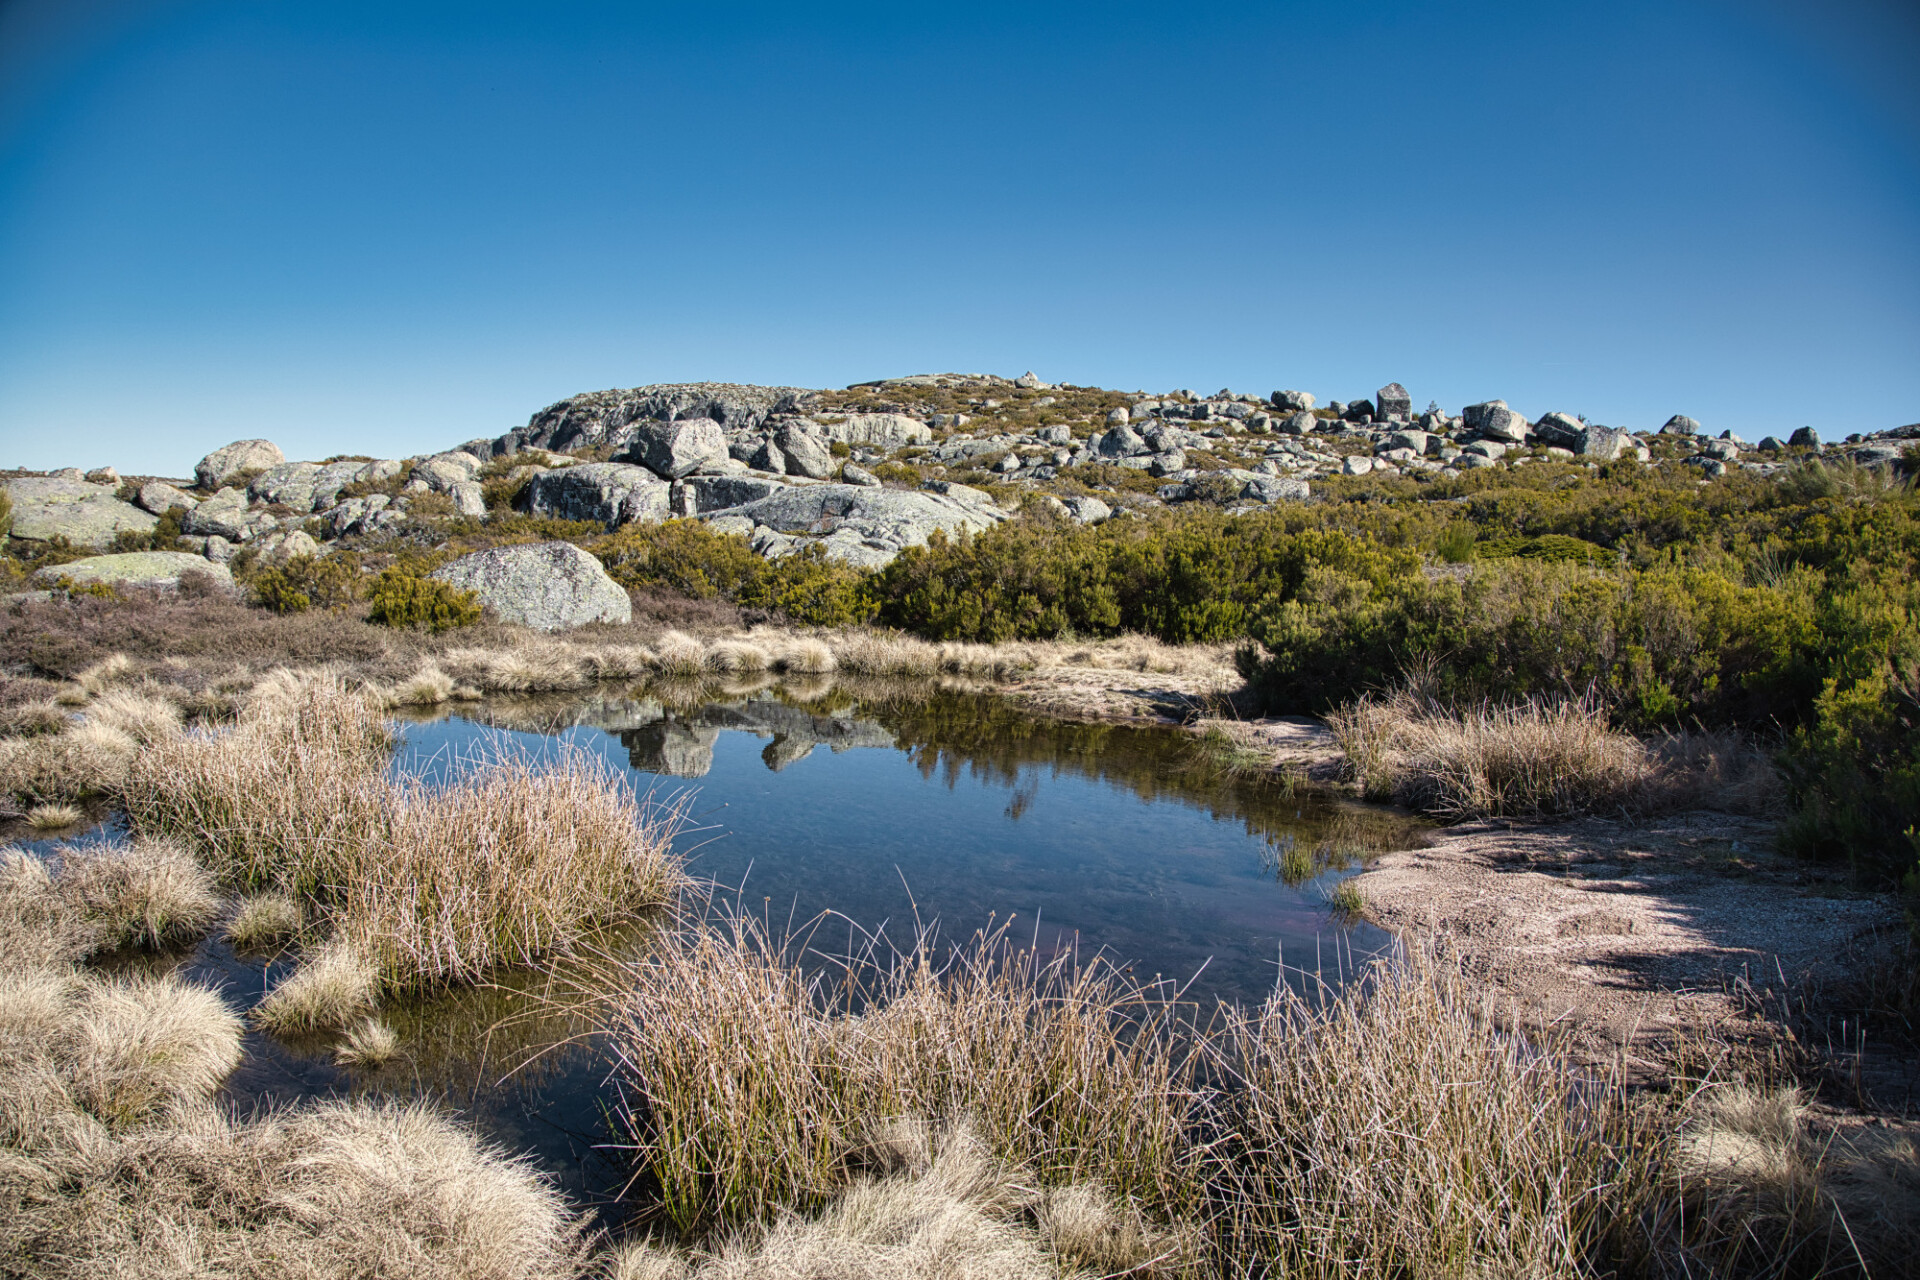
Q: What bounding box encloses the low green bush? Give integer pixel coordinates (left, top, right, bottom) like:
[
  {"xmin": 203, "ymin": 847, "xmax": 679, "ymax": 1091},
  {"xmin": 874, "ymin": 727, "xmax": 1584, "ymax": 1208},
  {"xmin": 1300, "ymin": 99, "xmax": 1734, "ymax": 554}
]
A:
[
  {"xmin": 250, "ymin": 555, "xmax": 361, "ymax": 614},
  {"xmin": 365, "ymin": 569, "xmax": 481, "ymax": 632},
  {"xmin": 592, "ymin": 520, "xmax": 876, "ymax": 627}
]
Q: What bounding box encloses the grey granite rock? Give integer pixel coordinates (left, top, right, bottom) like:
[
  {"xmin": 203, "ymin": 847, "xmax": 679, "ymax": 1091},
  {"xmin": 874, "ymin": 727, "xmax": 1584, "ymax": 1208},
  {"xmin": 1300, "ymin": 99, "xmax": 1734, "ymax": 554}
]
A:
[
  {"xmin": 195, "ymin": 439, "xmax": 285, "ymax": 490},
  {"xmin": 700, "ymin": 482, "xmax": 1007, "ymax": 567},
  {"xmin": 501, "ymin": 383, "xmax": 815, "ymax": 456},
  {"xmin": 1662, "ymin": 415, "xmax": 1701, "ymax": 436},
  {"xmin": 776, "ymin": 424, "xmax": 835, "ymax": 479},
  {"xmin": 1576, "ymin": 425, "xmax": 1630, "ymax": 460},
  {"xmin": 31, "ymin": 551, "xmax": 233, "ymax": 592},
  {"xmin": 623, "ymin": 417, "xmax": 729, "ymax": 479},
  {"xmin": 3, "ymin": 476, "xmax": 158, "ymax": 546},
  {"xmin": 1271, "ymin": 389, "xmax": 1317, "ymax": 412},
  {"xmin": 135, "ymin": 481, "xmax": 199, "ymax": 515},
  {"xmin": 818, "ymin": 413, "xmax": 933, "ymax": 449},
  {"xmin": 430, "ymin": 541, "xmax": 631, "ymax": 631},
  {"xmin": 1375, "ymin": 383, "xmax": 1412, "ymax": 420},
  {"xmin": 1532, "ymin": 412, "xmax": 1585, "ymax": 448},
  {"xmin": 182, "ymin": 487, "xmax": 273, "ymax": 542},
  {"xmin": 522, "ymin": 463, "xmax": 670, "ymax": 529}
]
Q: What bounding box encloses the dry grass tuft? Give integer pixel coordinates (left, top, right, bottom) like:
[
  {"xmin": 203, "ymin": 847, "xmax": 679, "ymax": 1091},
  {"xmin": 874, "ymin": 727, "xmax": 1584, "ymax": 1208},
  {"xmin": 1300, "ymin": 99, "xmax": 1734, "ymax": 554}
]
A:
[
  {"xmin": 333, "ymin": 1016, "xmax": 401, "ymax": 1067},
  {"xmin": 1, "ymin": 720, "xmax": 140, "ymax": 806},
  {"xmin": 61, "ymin": 972, "xmax": 244, "ymax": 1129},
  {"xmin": 705, "ymin": 638, "xmax": 770, "ymax": 673},
  {"xmin": 83, "ymin": 686, "xmax": 182, "ymax": 746},
  {"xmin": 253, "ymin": 939, "xmax": 379, "ymax": 1033},
  {"xmin": 0, "ymin": 848, "xmax": 91, "ymax": 966},
  {"xmin": 1332, "ymin": 691, "xmax": 1678, "ymax": 819},
  {"xmin": 773, "ymin": 637, "xmax": 837, "ymax": 675},
  {"xmin": 74, "ymin": 652, "xmax": 135, "ymax": 696},
  {"xmin": 26, "ymin": 802, "xmax": 83, "ymax": 830},
  {"xmin": 226, "ymin": 891, "xmax": 303, "ymax": 949},
  {"xmin": 129, "ymin": 669, "xmax": 684, "ymax": 991},
  {"xmin": 599, "ymin": 911, "xmax": 1198, "ymax": 1241},
  {"xmin": 444, "ymin": 640, "xmax": 594, "ymax": 693},
  {"xmin": 389, "ymin": 664, "xmax": 455, "ymax": 706},
  {"xmin": 585, "ymin": 644, "xmax": 659, "ymax": 681},
  {"xmin": 692, "ymin": 1122, "xmax": 1058, "ymax": 1280},
  {"xmin": 54, "ymin": 839, "xmax": 222, "ymax": 951},
  {"xmin": 1037, "ymin": 1181, "xmax": 1178, "ymax": 1275},
  {"xmin": 653, "ymin": 630, "xmax": 707, "ymax": 676}
]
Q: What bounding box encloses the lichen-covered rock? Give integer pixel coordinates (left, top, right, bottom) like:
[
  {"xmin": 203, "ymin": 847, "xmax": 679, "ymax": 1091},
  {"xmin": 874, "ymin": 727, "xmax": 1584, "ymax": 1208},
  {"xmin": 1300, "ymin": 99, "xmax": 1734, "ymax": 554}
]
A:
[
  {"xmin": 32, "ymin": 551, "xmax": 233, "ymax": 591},
  {"xmin": 502, "ymin": 383, "xmax": 815, "ymax": 456},
  {"xmin": 817, "ymin": 413, "xmax": 932, "ymax": 449},
  {"xmin": 1375, "ymin": 383, "xmax": 1412, "ymax": 420},
  {"xmin": 430, "ymin": 541, "xmax": 631, "ymax": 631},
  {"xmin": 775, "ymin": 423, "xmax": 835, "ymax": 479},
  {"xmin": 1576, "ymin": 425, "xmax": 1630, "ymax": 461},
  {"xmin": 135, "ymin": 481, "xmax": 199, "ymax": 515},
  {"xmin": 521, "ymin": 463, "xmax": 670, "ymax": 530},
  {"xmin": 700, "ymin": 481, "xmax": 1006, "ymax": 567},
  {"xmin": 2, "ymin": 475, "xmax": 158, "ymax": 546},
  {"xmin": 619, "ymin": 418, "xmax": 729, "ymax": 480},
  {"xmin": 181, "ymin": 487, "xmax": 274, "ymax": 542},
  {"xmin": 678, "ymin": 475, "xmax": 790, "ymax": 515},
  {"xmin": 195, "ymin": 439, "xmax": 285, "ymax": 489}
]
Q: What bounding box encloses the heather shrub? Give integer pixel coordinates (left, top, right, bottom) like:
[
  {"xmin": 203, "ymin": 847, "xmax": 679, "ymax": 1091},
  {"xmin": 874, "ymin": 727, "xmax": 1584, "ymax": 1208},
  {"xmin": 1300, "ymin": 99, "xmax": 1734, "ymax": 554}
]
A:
[
  {"xmin": 365, "ymin": 569, "xmax": 481, "ymax": 632},
  {"xmin": 251, "ymin": 553, "xmax": 361, "ymax": 614}
]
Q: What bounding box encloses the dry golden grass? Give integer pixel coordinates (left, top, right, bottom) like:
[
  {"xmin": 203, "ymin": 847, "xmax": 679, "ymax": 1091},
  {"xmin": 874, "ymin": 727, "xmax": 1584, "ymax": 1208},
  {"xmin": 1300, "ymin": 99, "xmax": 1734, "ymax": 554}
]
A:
[
  {"xmin": 226, "ymin": 891, "xmax": 303, "ymax": 949},
  {"xmin": 127, "ymin": 670, "xmax": 685, "ymax": 993},
  {"xmin": 2, "ymin": 1097, "xmax": 588, "ymax": 1280},
  {"xmin": 1, "ymin": 719, "xmax": 139, "ymax": 805},
  {"xmin": 74, "ymin": 652, "xmax": 135, "ymax": 696},
  {"xmin": 1328, "ymin": 690, "xmax": 1776, "ymax": 820},
  {"xmin": 704, "ymin": 638, "xmax": 770, "ymax": 673},
  {"xmin": 772, "ymin": 636, "xmax": 836, "ymax": 675},
  {"xmin": 53, "ymin": 838, "xmax": 222, "ymax": 952},
  {"xmin": 84, "ymin": 686, "xmax": 183, "ymax": 746},
  {"xmin": 597, "ymin": 912, "xmax": 1202, "ymax": 1241},
  {"xmin": 26, "ymin": 802, "xmax": 82, "ymax": 829},
  {"xmin": 333, "ymin": 1016, "xmax": 401, "ymax": 1067},
  {"xmin": 653, "ymin": 630, "xmax": 707, "ymax": 676},
  {"xmin": 388, "ymin": 663, "xmax": 456, "ymax": 706},
  {"xmin": 62, "ymin": 973, "xmax": 244, "ymax": 1129},
  {"xmin": 253, "ymin": 938, "xmax": 379, "ymax": 1033}
]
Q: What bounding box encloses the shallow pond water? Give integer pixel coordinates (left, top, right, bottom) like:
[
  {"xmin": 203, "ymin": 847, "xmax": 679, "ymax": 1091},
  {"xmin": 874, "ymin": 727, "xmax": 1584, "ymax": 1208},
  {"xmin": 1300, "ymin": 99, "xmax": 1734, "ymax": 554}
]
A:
[{"xmin": 29, "ymin": 680, "xmax": 1428, "ymax": 1223}]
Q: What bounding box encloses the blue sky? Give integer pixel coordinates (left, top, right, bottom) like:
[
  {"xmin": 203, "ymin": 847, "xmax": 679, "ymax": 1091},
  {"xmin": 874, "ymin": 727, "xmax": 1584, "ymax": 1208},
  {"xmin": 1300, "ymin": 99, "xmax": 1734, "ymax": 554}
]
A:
[{"xmin": 2, "ymin": 0, "xmax": 1916, "ymax": 477}]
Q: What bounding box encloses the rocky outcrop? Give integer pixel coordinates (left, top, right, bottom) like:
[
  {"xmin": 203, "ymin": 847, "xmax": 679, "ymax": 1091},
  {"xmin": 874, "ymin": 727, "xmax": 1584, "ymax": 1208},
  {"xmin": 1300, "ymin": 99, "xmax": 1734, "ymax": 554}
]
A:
[
  {"xmin": 818, "ymin": 413, "xmax": 933, "ymax": 450},
  {"xmin": 430, "ymin": 541, "xmax": 631, "ymax": 631},
  {"xmin": 498, "ymin": 383, "xmax": 816, "ymax": 456},
  {"xmin": 701, "ymin": 482, "xmax": 1008, "ymax": 569},
  {"xmin": 2, "ymin": 476, "xmax": 157, "ymax": 546},
  {"xmin": 181, "ymin": 487, "xmax": 277, "ymax": 542},
  {"xmin": 195, "ymin": 440, "xmax": 285, "ymax": 489},
  {"xmin": 620, "ymin": 418, "xmax": 729, "ymax": 479},
  {"xmin": 31, "ymin": 551, "xmax": 233, "ymax": 592},
  {"xmin": 521, "ymin": 463, "xmax": 671, "ymax": 530}
]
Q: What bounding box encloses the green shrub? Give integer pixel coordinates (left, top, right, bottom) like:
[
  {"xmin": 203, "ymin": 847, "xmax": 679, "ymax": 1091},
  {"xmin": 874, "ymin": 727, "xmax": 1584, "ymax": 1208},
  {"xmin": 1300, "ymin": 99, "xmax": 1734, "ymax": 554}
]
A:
[
  {"xmin": 592, "ymin": 521, "xmax": 877, "ymax": 626},
  {"xmin": 250, "ymin": 555, "xmax": 361, "ymax": 614},
  {"xmin": 0, "ymin": 487, "xmax": 12, "ymax": 541},
  {"xmin": 365, "ymin": 569, "xmax": 481, "ymax": 632}
]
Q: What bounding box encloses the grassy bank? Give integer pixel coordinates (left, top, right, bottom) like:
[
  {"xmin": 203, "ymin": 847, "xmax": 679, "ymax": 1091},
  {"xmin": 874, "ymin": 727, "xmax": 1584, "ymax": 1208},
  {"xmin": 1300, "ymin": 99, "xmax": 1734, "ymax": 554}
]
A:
[{"xmin": 592, "ymin": 911, "xmax": 1920, "ymax": 1278}]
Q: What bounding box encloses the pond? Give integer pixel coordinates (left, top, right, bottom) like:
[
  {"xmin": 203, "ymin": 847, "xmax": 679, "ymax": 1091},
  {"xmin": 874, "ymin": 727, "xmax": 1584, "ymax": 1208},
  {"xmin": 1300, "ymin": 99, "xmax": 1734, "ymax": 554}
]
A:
[{"xmin": 29, "ymin": 680, "xmax": 1427, "ymax": 1225}]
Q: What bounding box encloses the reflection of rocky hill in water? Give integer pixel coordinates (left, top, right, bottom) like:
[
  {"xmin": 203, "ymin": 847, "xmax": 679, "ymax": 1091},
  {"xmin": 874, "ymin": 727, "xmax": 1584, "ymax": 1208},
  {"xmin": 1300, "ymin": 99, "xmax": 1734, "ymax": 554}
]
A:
[{"xmin": 463, "ymin": 688, "xmax": 896, "ymax": 777}]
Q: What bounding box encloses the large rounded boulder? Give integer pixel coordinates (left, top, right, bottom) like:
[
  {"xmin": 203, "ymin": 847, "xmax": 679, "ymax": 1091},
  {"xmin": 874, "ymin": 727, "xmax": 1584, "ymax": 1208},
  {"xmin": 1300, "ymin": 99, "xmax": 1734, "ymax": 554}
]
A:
[
  {"xmin": 429, "ymin": 541, "xmax": 630, "ymax": 631},
  {"xmin": 3, "ymin": 475, "xmax": 158, "ymax": 547},
  {"xmin": 32, "ymin": 551, "xmax": 233, "ymax": 592},
  {"xmin": 195, "ymin": 439, "xmax": 285, "ymax": 489}
]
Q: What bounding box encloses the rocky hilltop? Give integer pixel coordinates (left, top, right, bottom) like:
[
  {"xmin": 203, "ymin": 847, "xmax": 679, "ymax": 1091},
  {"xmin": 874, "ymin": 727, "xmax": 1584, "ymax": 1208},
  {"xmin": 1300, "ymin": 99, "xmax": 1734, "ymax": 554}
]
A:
[{"xmin": 6, "ymin": 373, "xmax": 1915, "ymax": 607}]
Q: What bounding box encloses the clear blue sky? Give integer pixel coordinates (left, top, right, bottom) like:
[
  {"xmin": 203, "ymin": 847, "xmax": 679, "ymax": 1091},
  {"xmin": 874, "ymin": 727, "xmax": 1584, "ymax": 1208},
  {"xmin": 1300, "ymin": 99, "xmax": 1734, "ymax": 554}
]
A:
[{"xmin": 2, "ymin": 0, "xmax": 1916, "ymax": 477}]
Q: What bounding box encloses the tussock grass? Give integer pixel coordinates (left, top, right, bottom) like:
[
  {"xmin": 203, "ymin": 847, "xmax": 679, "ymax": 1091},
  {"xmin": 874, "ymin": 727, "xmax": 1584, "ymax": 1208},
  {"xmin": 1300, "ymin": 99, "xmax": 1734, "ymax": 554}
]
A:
[
  {"xmin": 1, "ymin": 720, "xmax": 140, "ymax": 805},
  {"xmin": 53, "ymin": 838, "xmax": 221, "ymax": 951},
  {"xmin": 1675, "ymin": 1085, "xmax": 1920, "ymax": 1275},
  {"xmin": 1329, "ymin": 690, "xmax": 1776, "ymax": 820},
  {"xmin": 127, "ymin": 670, "xmax": 685, "ymax": 993},
  {"xmin": 62, "ymin": 973, "xmax": 244, "ymax": 1128},
  {"xmin": 333, "ymin": 1016, "xmax": 401, "ymax": 1067},
  {"xmin": 598, "ymin": 912, "xmax": 1196, "ymax": 1240},
  {"xmin": 83, "ymin": 686, "xmax": 182, "ymax": 745},
  {"xmin": 654, "ymin": 630, "xmax": 707, "ymax": 676},
  {"xmin": 704, "ymin": 638, "xmax": 770, "ymax": 673},
  {"xmin": 253, "ymin": 938, "xmax": 379, "ymax": 1033},
  {"xmin": 26, "ymin": 802, "xmax": 82, "ymax": 829},
  {"xmin": 388, "ymin": 663, "xmax": 455, "ymax": 706},
  {"xmin": 74, "ymin": 652, "xmax": 135, "ymax": 696},
  {"xmin": 2, "ymin": 1096, "xmax": 588, "ymax": 1279},
  {"xmin": 226, "ymin": 891, "xmax": 303, "ymax": 948},
  {"xmin": 772, "ymin": 637, "xmax": 836, "ymax": 674}
]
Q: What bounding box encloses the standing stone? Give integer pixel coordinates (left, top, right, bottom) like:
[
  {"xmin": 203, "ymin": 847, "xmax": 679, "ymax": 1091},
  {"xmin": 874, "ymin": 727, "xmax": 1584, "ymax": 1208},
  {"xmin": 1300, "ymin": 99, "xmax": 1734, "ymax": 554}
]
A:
[
  {"xmin": 195, "ymin": 440, "xmax": 285, "ymax": 490},
  {"xmin": 621, "ymin": 418, "xmax": 729, "ymax": 479},
  {"xmin": 1271, "ymin": 390, "xmax": 1316, "ymax": 412},
  {"xmin": 1375, "ymin": 383, "xmax": 1412, "ymax": 421},
  {"xmin": 1661, "ymin": 415, "xmax": 1701, "ymax": 436},
  {"xmin": 430, "ymin": 541, "xmax": 631, "ymax": 631}
]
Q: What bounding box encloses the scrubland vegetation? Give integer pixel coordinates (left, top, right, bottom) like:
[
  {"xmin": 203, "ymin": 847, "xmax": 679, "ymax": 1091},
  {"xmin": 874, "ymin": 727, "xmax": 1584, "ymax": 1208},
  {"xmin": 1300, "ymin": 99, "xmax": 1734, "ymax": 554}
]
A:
[{"xmin": 4, "ymin": 447, "xmax": 1920, "ymax": 1275}]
